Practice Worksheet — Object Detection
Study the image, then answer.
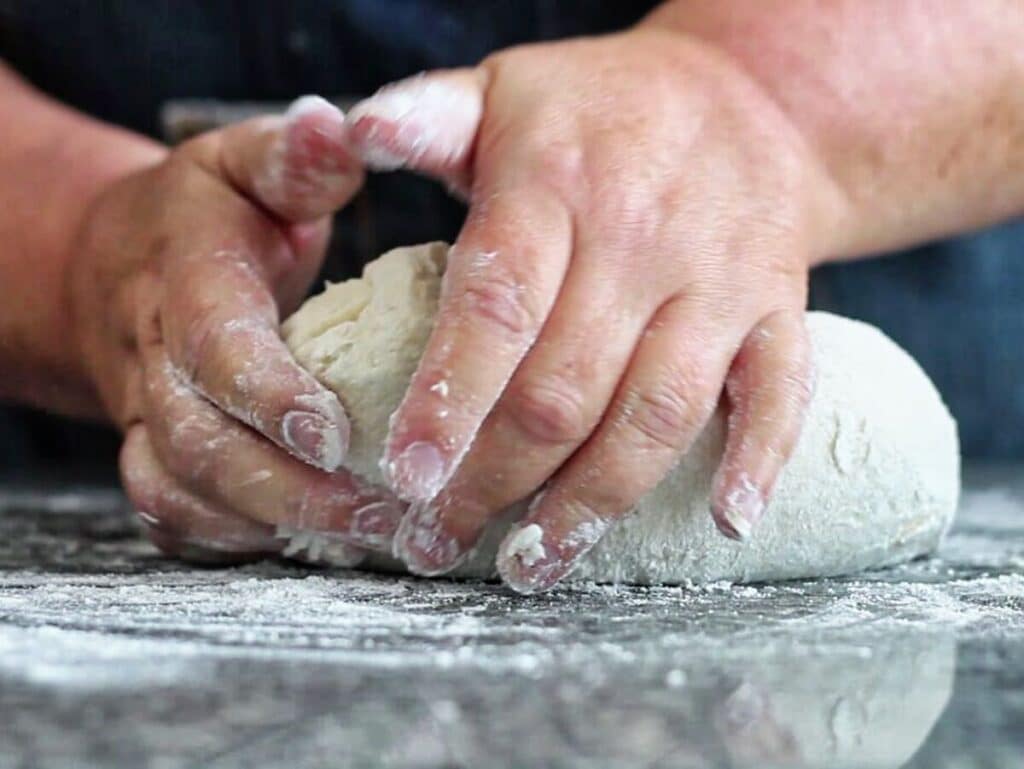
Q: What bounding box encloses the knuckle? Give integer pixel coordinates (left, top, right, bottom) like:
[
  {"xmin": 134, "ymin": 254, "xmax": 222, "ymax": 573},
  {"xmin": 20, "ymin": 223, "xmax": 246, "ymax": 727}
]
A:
[
  {"xmin": 163, "ymin": 413, "xmax": 229, "ymax": 488},
  {"xmin": 592, "ymin": 184, "xmax": 662, "ymax": 251},
  {"xmin": 459, "ymin": 268, "xmax": 541, "ymax": 338},
  {"xmin": 170, "ymin": 256, "xmax": 275, "ymax": 378},
  {"xmin": 177, "ymin": 301, "xmax": 223, "ymax": 380},
  {"xmin": 529, "ymin": 141, "xmax": 586, "ymax": 199},
  {"xmin": 507, "ymin": 377, "xmax": 590, "ymax": 446},
  {"xmin": 625, "ymin": 378, "xmax": 702, "ymax": 453},
  {"xmin": 178, "ymin": 132, "xmax": 221, "ymax": 165}
]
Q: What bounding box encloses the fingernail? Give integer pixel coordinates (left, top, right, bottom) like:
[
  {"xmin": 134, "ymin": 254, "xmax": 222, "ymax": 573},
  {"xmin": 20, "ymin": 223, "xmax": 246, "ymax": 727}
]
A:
[
  {"xmin": 343, "ymin": 115, "xmax": 408, "ymax": 171},
  {"xmin": 349, "ymin": 76, "xmax": 476, "ymax": 130},
  {"xmin": 496, "ymin": 523, "xmax": 558, "ymax": 594},
  {"xmin": 282, "ymin": 410, "xmax": 347, "ymax": 472},
  {"xmin": 348, "ymin": 76, "xmax": 427, "ymax": 124},
  {"xmin": 348, "ymin": 500, "xmax": 405, "ymax": 550},
  {"xmin": 716, "ymin": 477, "xmax": 765, "ymax": 542},
  {"xmin": 392, "ymin": 501, "xmax": 465, "ymax": 576},
  {"xmin": 136, "ymin": 510, "xmax": 161, "ymax": 528},
  {"xmin": 345, "ymin": 75, "xmax": 479, "ymax": 170},
  {"xmin": 385, "ymin": 441, "xmax": 447, "ymax": 502},
  {"xmin": 345, "ymin": 79, "xmax": 430, "ymax": 170},
  {"xmin": 285, "ymin": 94, "xmax": 342, "ymax": 121}
]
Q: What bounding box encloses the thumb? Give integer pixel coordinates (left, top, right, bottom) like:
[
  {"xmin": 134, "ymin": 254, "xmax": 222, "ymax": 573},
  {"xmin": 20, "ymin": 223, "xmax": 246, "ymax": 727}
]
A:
[
  {"xmin": 344, "ymin": 69, "xmax": 487, "ymax": 196},
  {"xmin": 205, "ymin": 95, "xmax": 365, "ymax": 224}
]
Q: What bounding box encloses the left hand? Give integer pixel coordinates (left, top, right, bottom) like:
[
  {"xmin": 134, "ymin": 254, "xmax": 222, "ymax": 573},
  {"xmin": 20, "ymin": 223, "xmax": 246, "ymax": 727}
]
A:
[
  {"xmin": 344, "ymin": 29, "xmax": 842, "ymax": 592},
  {"xmin": 69, "ymin": 97, "xmax": 404, "ymax": 565}
]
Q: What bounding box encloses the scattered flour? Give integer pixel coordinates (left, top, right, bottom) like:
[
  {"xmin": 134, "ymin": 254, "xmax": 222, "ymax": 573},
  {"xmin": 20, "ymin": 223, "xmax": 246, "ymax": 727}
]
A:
[{"xmin": 503, "ymin": 524, "xmax": 546, "ymax": 567}]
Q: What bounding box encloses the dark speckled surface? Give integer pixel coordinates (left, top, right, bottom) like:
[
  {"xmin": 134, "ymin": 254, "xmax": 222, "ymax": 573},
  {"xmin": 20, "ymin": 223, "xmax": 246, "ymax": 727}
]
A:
[{"xmin": 0, "ymin": 466, "xmax": 1022, "ymax": 769}]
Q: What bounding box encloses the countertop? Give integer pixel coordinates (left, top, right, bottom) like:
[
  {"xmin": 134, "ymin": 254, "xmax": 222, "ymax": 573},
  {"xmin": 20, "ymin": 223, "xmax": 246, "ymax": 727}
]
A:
[{"xmin": 0, "ymin": 466, "xmax": 1021, "ymax": 769}]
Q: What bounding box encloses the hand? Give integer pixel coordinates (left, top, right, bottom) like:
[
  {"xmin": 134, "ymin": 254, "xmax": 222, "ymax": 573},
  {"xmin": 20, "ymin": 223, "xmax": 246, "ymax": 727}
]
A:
[
  {"xmin": 344, "ymin": 30, "xmax": 840, "ymax": 591},
  {"xmin": 70, "ymin": 97, "xmax": 405, "ymax": 563}
]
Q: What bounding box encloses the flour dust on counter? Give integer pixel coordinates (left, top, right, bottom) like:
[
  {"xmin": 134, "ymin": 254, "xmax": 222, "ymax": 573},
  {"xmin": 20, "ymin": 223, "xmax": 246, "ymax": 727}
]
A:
[{"xmin": 0, "ymin": 474, "xmax": 1022, "ymax": 769}]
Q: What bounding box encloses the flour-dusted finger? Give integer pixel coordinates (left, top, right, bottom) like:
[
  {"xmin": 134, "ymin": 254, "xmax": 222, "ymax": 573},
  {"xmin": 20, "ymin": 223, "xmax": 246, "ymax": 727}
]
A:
[
  {"xmin": 392, "ymin": 253, "xmax": 648, "ymax": 576},
  {"xmin": 140, "ymin": 339, "xmax": 404, "ymax": 550},
  {"xmin": 181, "ymin": 96, "xmax": 365, "ymax": 310},
  {"xmin": 197, "ymin": 95, "xmax": 364, "ymax": 225},
  {"xmin": 120, "ymin": 424, "xmax": 283, "ymax": 558},
  {"xmin": 344, "ymin": 69, "xmax": 485, "ymax": 195},
  {"xmin": 711, "ymin": 310, "xmax": 814, "ymax": 541},
  {"xmin": 497, "ymin": 297, "xmax": 738, "ymax": 593},
  {"xmin": 382, "ymin": 187, "xmax": 572, "ymax": 505},
  {"xmin": 159, "ymin": 243, "xmax": 351, "ymax": 472}
]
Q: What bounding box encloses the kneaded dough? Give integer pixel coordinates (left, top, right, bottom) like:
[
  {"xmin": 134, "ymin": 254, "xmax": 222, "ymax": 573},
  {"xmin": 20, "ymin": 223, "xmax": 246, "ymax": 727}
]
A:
[{"xmin": 282, "ymin": 243, "xmax": 960, "ymax": 584}]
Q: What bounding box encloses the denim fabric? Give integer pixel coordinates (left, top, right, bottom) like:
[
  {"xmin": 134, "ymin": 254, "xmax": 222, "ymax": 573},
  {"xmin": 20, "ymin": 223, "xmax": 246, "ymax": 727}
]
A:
[{"xmin": 0, "ymin": 1, "xmax": 1021, "ymax": 462}]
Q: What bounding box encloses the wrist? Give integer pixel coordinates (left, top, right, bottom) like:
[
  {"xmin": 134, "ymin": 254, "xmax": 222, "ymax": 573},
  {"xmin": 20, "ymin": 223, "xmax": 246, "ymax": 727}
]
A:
[
  {"xmin": 642, "ymin": 1, "xmax": 1024, "ymax": 260},
  {"xmin": 60, "ymin": 136, "xmax": 167, "ymax": 421},
  {"xmin": 0, "ymin": 67, "xmax": 167, "ymax": 417}
]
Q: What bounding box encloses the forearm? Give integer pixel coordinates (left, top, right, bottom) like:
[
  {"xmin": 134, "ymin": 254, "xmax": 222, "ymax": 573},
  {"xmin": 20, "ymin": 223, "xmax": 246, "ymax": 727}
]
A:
[
  {"xmin": 0, "ymin": 63, "xmax": 165, "ymax": 416},
  {"xmin": 645, "ymin": 0, "xmax": 1024, "ymax": 261}
]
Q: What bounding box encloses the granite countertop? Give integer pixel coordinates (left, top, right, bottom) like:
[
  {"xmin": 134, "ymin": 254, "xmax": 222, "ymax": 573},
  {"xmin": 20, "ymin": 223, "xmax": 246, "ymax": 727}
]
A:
[{"xmin": 0, "ymin": 465, "xmax": 1021, "ymax": 769}]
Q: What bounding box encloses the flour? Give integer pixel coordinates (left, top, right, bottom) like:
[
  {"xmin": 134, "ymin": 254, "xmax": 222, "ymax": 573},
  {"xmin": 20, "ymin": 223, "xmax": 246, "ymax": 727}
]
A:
[
  {"xmin": 283, "ymin": 243, "xmax": 960, "ymax": 585},
  {"xmin": 275, "ymin": 525, "xmax": 364, "ymax": 567},
  {"xmin": 3, "ymin": 482, "xmax": 1020, "ymax": 768},
  {"xmin": 502, "ymin": 523, "xmax": 546, "ymax": 567}
]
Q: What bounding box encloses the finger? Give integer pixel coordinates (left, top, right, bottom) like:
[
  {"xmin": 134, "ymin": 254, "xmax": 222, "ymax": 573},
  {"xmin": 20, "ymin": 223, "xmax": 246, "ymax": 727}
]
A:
[
  {"xmin": 140, "ymin": 340, "xmax": 405, "ymax": 551},
  {"xmin": 159, "ymin": 102, "xmax": 357, "ymax": 471},
  {"xmin": 382, "ymin": 186, "xmax": 573, "ymax": 503},
  {"xmin": 496, "ymin": 297, "xmax": 738, "ymax": 593},
  {"xmin": 710, "ymin": 310, "xmax": 814, "ymax": 541},
  {"xmin": 276, "ymin": 216, "xmax": 334, "ymax": 315},
  {"xmin": 120, "ymin": 424, "xmax": 283, "ymax": 558},
  {"xmin": 159, "ymin": 242, "xmax": 350, "ymax": 472},
  {"xmin": 187, "ymin": 96, "xmax": 361, "ymax": 311},
  {"xmin": 344, "ymin": 69, "xmax": 485, "ymax": 195},
  {"xmin": 392, "ymin": 261, "xmax": 649, "ymax": 575},
  {"xmin": 213, "ymin": 95, "xmax": 365, "ymax": 224}
]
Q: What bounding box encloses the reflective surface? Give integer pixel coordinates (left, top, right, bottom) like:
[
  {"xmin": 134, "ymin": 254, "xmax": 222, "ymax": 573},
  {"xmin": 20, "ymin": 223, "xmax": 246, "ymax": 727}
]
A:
[{"xmin": 0, "ymin": 467, "xmax": 1021, "ymax": 769}]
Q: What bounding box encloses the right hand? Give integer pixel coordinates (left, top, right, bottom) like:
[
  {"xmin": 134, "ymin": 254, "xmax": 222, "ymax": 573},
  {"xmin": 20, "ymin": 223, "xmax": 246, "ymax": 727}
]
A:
[{"xmin": 69, "ymin": 96, "xmax": 406, "ymax": 563}]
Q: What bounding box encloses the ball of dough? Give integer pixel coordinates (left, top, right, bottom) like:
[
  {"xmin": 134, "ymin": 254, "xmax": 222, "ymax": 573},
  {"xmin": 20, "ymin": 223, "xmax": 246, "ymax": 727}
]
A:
[{"xmin": 283, "ymin": 243, "xmax": 960, "ymax": 584}]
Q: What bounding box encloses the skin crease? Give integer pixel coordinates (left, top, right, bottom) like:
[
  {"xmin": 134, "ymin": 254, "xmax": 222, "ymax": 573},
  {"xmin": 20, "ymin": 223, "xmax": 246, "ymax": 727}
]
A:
[{"xmin": 0, "ymin": 1, "xmax": 1022, "ymax": 588}]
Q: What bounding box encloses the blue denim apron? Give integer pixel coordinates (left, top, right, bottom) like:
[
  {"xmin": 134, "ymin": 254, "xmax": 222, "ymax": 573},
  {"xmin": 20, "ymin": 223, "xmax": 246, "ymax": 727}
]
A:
[{"xmin": 0, "ymin": 0, "xmax": 1020, "ymax": 462}]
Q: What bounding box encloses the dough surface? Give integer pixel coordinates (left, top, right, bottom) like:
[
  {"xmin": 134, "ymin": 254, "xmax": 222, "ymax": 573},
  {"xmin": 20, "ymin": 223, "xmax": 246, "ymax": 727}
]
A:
[{"xmin": 283, "ymin": 243, "xmax": 960, "ymax": 584}]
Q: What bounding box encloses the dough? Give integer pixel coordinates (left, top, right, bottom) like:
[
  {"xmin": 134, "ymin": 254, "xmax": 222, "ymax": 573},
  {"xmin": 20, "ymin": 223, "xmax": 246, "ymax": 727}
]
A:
[{"xmin": 282, "ymin": 243, "xmax": 960, "ymax": 584}]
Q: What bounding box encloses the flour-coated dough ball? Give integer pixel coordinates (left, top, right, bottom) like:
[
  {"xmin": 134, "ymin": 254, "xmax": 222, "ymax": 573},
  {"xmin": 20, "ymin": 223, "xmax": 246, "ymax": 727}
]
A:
[{"xmin": 283, "ymin": 243, "xmax": 960, "ymax": 584}]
